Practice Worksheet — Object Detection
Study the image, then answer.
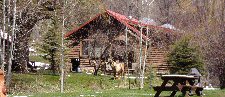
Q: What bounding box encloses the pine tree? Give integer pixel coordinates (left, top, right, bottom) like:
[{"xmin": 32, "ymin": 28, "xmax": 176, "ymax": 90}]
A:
[
  {"xmin": 39, "ymin": 18, "xmax": 60, "ymax": 75},
  {"xmin": 167, "ymin": 37, "xmax": 204, "ymax": 74}
]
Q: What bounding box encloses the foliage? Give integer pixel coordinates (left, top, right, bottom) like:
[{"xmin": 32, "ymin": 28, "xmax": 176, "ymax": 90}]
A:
[
  {"xmin": 167, "ymin": 36, "xmax": 204, "ymax": 74},
  {"xmin": 64, "ymin": 0, "xmax": 104, "ymax": 32},
  {"xmin": 39, "ymin": 17, "xmax": 61, "ymax": 75}
]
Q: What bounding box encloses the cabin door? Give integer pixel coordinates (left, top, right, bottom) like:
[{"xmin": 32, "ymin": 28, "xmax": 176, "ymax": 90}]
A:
[
  {"xmin": 128, "ymin": 51, "xmax": 134, "ymax": 69},
  {"xmin": 71, "ymin": 58, "xmax": 80, "ymax": 72}
]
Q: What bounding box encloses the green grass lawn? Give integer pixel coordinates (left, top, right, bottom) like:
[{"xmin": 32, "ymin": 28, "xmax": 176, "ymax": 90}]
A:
[
  {"xmin": 20, "ymin": 90, "xmax": 225, "ymax": 97},
  {"xmin": 8, "ymin": 73, "xmax": 225, "ymax": 97}
]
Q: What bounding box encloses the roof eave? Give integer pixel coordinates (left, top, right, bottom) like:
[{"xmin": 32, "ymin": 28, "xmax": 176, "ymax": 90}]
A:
[{"xmin": 64, "ymin": 12, "xmax": 106, "ymax": 38}]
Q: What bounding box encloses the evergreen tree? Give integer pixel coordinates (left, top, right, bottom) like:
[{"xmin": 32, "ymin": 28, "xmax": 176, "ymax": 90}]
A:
[
  {"xmin": 39, "ymin": 18, "xmax": 60, "ymax": 75},
  {"xmin": 167, "ymin": 37, "xmax": 204, "ymax": 74}
]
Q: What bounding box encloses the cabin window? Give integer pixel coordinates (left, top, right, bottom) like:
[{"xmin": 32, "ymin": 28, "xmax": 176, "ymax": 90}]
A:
[
  {"xmin": 81, "ymin": 40, "xmax": 103, "ymax": 58},
  {"xmin": 89, "ymin": 41, "xmax": 102, "ymax": 58},
  {"xmin": 82, "ymin": 41, "xmax": 89, "ymax": 56}
]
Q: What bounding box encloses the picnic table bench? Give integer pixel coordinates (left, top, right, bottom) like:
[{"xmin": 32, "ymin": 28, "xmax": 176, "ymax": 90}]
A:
[{"xmin": 153, "ymin": 75, "xmax": 203, "ymax": 97}]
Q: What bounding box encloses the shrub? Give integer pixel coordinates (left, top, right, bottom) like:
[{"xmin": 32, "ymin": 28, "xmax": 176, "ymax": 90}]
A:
[{"xmin": 167, "ymin": 36, "xmax": 204, "ymax": 74}]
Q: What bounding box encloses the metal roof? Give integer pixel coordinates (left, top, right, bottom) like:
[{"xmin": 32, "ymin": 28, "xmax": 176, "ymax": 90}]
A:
[{"xmin": 64, "ymin": 10, "xmax": 176, "ymax": 41}]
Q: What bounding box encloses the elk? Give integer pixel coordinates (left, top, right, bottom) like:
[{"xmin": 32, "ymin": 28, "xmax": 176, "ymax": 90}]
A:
[{"xmin": 108, "ymin": 59, "xmax": 125, "ymax": 79}]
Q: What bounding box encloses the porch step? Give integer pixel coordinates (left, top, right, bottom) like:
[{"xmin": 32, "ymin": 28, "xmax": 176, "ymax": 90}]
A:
[{"xmin": 80, "ymin": 58, "xmax": 90, "ymax": 65}]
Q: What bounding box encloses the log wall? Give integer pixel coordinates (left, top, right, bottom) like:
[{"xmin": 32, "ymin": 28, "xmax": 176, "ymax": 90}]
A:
[{"xmin": 67, "ymin": 43, "xmax": 169, "ymax": 73}]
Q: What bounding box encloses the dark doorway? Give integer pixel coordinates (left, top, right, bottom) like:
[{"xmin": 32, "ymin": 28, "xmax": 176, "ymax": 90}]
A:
[
  {"xmin": 128, "ymin": 51, "xmax": 134, "ymax": 69},
  {"xmin": 71, "ymin": 58, "xmax": 80, "ymax": 72}
]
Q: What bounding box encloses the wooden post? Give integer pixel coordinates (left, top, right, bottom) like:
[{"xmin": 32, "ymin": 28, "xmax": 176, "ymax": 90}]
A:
[
  {"xmin": 139, "ymin": 26, "xmax": 143, "ymax": 89},
  {"xmin": 147, "ymin": 0, "xmax": 155, "ymax": 89},
  {"xmin": 141, "ymin": 26, "xmax": 149, "ymax": 89},
  {"xmin": 125, "ymin": 26, "xmax": 130, "ymax": 89}
]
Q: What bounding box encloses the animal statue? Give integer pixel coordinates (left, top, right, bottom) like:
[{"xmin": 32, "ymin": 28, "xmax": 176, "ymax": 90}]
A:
[
  {"xmin": 108, "ymin": 60, "xmax": 125, "ymax": 79},
  {"xmin": 0, "ymin": 69, "xmax": 6, "ymax": 97}
]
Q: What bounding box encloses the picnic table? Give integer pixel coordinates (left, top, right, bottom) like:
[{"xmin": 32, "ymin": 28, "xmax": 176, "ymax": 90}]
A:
[{"xmin": 153, "ymin": 75, "xmax": 203, "ymax": 97}]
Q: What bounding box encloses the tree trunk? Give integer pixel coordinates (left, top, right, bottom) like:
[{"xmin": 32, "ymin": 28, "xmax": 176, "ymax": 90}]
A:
[
  {"xmin": 93, "ymin": 66, "xmax": 98, "ymax": 76},
  {"xmin": 51, "ymin": 52, "xmax": 56, "ymax": 75},
  {"xmin": 14, "ymin": 30, "xmax": 30, "ymax": 73},
  {"xmin": 1, "ymin": 0, "xmax": 6, "ymax": 71},
  {"xmin": 221, "ymin": 0, "xmax": 225, "ymax": 89},
  {"xmin": 52, "ymin": 61, "xmax": 56, "ymax": 75},
  {"xmin": 6, "ymin": 0, "xmax": 17, "ymax": 89}
]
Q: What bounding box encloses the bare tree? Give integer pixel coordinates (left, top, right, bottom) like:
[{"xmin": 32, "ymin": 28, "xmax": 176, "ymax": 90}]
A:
[
  {"xmin": 6, "ymin": 0, "xmax": 16, "ymax": 89},
  {"xmin": 1, "ymin": 0, "xmax": 6, "ymax": 71},
  {"xmin": 60, "ymin": 0, "xmax": 65, "ymax": 93}
]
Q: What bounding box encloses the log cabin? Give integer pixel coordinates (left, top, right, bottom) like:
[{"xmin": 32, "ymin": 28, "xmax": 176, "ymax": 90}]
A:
[{"xmin": 64, "ymin": 10, "xmax": 180, "ymax": 75}]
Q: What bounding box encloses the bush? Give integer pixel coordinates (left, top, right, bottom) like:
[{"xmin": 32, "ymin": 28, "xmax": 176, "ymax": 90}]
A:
[{"xmin": 167, "ymin": 36, "xmax": 204, "ymax": 74}]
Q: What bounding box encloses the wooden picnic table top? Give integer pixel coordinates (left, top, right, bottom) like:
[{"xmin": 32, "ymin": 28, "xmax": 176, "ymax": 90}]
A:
[
  {"xmin": 161, "ymin": 75, "xmax": 198, "ymax": 80},
  {"xmin": 162, "ymin": 74, "xmax": 194, "ymax": 77}
]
